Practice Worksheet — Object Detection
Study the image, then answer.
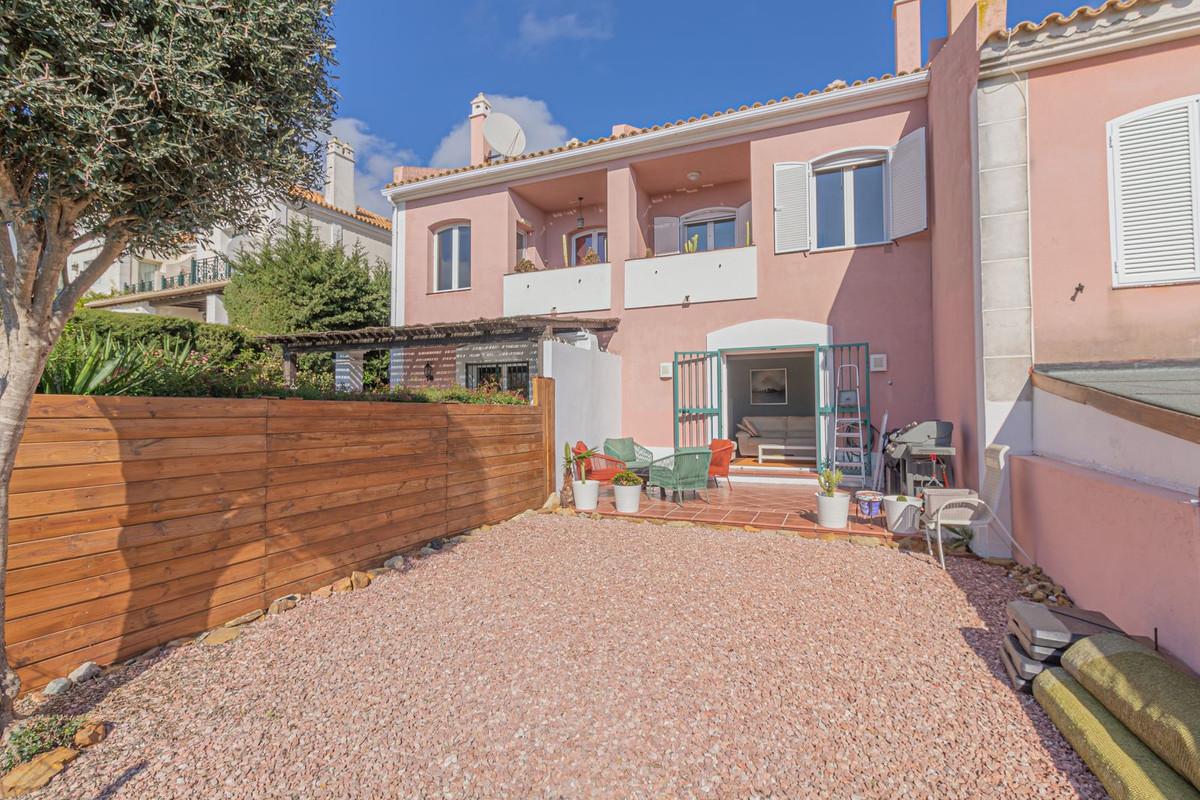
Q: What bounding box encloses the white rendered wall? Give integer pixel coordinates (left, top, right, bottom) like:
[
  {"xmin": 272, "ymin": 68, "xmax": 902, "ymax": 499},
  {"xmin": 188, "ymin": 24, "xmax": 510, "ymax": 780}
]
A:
[
  {"xmin": 503, "ymin": 263, "xmax": 612, "ymax": 316},
  {"xmin": 625, "ymin": 246, "xmax": 757, "ymax": 309},
  {"xmin": 1033, "ymin": 388, "xmax": 1200, "ymax": 493},
  {"xmin": 542, "ymin": 340, "xmax": 622, "ymax": 490}
]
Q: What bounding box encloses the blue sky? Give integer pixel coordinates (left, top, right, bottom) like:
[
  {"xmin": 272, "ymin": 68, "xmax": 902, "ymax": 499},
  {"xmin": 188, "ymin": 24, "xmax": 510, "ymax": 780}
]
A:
[{"xmin": 331, "ymin": 0, "xmax": 1079, "ymax": 213}]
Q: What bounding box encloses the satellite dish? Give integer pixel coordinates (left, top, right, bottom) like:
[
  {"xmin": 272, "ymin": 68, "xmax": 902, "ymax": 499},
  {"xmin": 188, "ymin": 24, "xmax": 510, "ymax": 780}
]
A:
[
  {"xmin": 483, "ymin": 112, "xmax": 527, "ymax": 158},
  {"xmin": 223, "ymin": 233, "xmax": 252, "ymax": 258}
]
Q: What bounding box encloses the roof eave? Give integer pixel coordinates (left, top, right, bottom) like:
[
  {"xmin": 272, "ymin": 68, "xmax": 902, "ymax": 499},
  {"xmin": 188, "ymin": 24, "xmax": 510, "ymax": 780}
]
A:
[{"xmin": 382, "ymin": 72, "xmax": 929, "ymax": 204}]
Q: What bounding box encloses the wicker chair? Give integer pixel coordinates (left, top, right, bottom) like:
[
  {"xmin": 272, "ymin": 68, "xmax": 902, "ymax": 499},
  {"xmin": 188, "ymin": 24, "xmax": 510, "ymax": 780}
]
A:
[
  {"xmin": 604, "ymin": 437, "xmax": 654, "ymax": 471},
  {"xmin": 647, "ymin": 448, "xmax": 713, "ymax": 506},
  {"xmin": 708, "ymin": 438, "xmax": 735, "ymax": 489}
]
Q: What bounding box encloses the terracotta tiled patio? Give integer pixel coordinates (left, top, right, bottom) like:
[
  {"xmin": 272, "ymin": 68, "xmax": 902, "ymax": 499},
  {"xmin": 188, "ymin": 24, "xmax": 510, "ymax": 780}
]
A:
[{"xmin": 594, "ymin": 482, "xmax": 901, "ymax": 541}]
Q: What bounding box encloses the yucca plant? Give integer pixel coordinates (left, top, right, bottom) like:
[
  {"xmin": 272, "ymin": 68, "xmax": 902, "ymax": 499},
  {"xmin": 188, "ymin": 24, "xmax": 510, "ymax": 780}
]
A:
[{"xmin": 39, "ymin": 330, "xmax": 200, "ymax": 396}]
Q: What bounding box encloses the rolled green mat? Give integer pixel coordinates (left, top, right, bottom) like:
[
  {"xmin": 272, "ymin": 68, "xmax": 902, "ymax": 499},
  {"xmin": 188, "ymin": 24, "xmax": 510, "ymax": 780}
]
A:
[
  {"xmin": 1033, "ymin": 668, "xmax": 1200, "ymax": 800},
  {"xmin": 1062, "ymin": 633, "xmax": 1200, "ymax": 791}
]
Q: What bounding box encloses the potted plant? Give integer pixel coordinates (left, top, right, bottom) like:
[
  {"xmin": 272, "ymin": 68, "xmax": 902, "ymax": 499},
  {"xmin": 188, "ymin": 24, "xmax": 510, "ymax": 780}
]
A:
[
  {"xmin": 579, "ymin": 247, "xmax": 601, "ymax": 265},
  {"xmin": 815, "ymin": 466, "xmax": 850, "ymax": 529},
  {"xmin": 513, "ymin": 258, "xmax": 537, "ymax": 273},
  {"xmin": 611, "ymin": 470, "xmax": 644, "ymax": 514},
  {"xmin": 883, "ymin": 493, "xmax": 923, "ymax": 534},
  {"xmin": 564, "ymin": 443, "xmax": 600, "ymax": 511}
]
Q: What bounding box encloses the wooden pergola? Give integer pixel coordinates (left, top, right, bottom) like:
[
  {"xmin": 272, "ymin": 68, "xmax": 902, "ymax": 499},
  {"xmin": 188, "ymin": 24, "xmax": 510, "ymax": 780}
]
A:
[{"xmin": 258, "ymin": 315, "xmax": 620, "ymax": 389}]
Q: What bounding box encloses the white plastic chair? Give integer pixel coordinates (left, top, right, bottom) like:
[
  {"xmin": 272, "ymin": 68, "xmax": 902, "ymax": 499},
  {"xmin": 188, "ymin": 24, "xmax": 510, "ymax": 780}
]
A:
[{"xmin": 924, "ymin": 444, "xmax": 1033, "ymax": 569}]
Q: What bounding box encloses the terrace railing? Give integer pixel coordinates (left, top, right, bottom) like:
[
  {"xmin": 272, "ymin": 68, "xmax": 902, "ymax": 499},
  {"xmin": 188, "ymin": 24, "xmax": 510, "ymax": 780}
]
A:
[{"xmin": 121, "ymin": 254, "xmax": 232, "ymax": 295}]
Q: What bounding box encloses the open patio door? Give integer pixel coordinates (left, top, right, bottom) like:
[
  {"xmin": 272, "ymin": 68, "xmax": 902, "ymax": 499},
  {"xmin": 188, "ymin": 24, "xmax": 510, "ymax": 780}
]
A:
[
  {"xmin": 815, "ymin": 343, "xmax": 872, "ymax": 483},
  {"xmin": 673, "ymin": 351, "xmax": 723, "ymax": 449}
]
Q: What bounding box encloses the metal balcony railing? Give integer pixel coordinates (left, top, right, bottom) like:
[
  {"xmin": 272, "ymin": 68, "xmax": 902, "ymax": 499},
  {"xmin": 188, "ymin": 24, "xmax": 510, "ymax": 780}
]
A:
[{"xmin": 121, "ymin": 255, "xmax": 233, "ymax": 295}]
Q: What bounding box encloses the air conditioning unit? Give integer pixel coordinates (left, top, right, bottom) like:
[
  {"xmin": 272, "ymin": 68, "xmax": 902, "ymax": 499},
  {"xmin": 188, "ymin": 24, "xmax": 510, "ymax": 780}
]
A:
[{"xmin": 659, "ymin": 362, "xmax": 673, "ymax": 379}]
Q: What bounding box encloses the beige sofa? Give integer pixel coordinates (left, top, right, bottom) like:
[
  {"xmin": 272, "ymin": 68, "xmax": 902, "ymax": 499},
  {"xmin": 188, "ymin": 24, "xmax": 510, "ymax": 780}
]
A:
[{"xmin": 735, "ymin": 416, "xmax": 817, "ymax": 458}]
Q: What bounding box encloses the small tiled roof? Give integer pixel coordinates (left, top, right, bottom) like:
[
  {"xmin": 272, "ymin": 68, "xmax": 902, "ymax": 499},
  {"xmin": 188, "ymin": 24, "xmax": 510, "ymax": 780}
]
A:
[
  {"xmin": 989, "ymin": 0, "xmax": 1159, "ymax": 42},
  {"xmin": 290, "ymin": 187, "xmax": 392, "ymax": 232},
  {"xmin": 385, "ymin": 69, "xmax": 927, "ymax": 190}
]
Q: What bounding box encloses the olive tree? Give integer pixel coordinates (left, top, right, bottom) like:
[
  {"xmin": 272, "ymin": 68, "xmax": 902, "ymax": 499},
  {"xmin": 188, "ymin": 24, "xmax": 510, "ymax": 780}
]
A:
[{"xmin": 0, "ymin": 0, "xmax": 336, "ymax": 722}]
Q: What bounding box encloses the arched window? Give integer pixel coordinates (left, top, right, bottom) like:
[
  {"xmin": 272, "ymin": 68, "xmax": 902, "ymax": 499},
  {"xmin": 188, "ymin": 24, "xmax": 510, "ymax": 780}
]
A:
[
  {"xmin": 433, "ymin": 223, "xmax": 471, "ymax": 291},
  {"xmin": 811, "ymin": 148, "xmax": 889, "ymax": 250},
  {"xmin": 570, "ymin": 229, "xmax": 607, "ymax": 265},
  {"xmin": 679, "ymin": 207, "xmax": 738, "ymax": 253}
]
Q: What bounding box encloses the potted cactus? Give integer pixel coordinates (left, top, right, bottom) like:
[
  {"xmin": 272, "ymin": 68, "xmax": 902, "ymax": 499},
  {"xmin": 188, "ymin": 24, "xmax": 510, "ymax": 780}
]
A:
[
  {"xmin": 611, "ymin": 470, "xmax": 644, "ymax": 514},
  {"xmin": 564, "ymin": 443, "xmax": 600, "ymax": 511},
  {"xmin": 815, "ymin": 466, "xmax": 850, "ymax": 529}
]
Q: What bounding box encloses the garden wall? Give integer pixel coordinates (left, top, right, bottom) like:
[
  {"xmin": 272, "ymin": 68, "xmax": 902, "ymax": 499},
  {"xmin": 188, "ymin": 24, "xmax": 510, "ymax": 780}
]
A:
[{"xmin": 6, "ymin": 387, "xmax": 553, "ymax": 691}]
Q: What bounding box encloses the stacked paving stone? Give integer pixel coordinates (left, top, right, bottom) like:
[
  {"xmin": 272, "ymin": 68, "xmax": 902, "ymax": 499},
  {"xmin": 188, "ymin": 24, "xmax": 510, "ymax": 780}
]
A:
[{"xmin": 1001, "ymin": 600, "xmax": 1120, "ymax": 692}]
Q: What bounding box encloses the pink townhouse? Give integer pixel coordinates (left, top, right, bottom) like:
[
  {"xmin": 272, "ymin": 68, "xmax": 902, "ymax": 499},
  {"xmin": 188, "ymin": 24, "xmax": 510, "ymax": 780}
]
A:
[{"xmin": 383, "ymin": 4, "xmax": 946, "ymax": 476}]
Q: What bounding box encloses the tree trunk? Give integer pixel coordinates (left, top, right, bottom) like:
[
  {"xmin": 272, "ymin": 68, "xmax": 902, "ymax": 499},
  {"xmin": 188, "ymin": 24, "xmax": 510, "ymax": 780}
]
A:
[{"xmin": 0, "ymin": 329, "xmax": 55, "ymax": 726}]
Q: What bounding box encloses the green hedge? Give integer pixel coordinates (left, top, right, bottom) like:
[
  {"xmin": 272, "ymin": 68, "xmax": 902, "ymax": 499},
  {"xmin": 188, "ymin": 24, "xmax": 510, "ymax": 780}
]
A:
[{"xmin": 51, "ymin": 310, "xmax": 525, "ymax": 405}]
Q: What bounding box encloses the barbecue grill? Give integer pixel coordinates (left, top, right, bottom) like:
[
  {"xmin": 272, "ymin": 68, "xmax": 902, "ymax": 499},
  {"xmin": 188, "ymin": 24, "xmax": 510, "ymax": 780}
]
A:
[{"xmin": 883, "ymin": 420, "xmax": 955, "ymax": 494}]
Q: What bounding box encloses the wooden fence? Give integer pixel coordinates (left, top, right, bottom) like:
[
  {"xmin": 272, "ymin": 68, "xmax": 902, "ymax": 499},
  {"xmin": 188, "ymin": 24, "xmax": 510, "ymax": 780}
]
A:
[{"xmin": 6, "ymin": 380, "xmax": 554, "ymax": 691}]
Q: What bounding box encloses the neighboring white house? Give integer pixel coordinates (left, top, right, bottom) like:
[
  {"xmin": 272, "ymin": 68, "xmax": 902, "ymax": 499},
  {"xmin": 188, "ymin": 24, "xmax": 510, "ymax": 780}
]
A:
[{"xmin": 81, "ymin": 138, "xmax": 392, "ymax": 325}]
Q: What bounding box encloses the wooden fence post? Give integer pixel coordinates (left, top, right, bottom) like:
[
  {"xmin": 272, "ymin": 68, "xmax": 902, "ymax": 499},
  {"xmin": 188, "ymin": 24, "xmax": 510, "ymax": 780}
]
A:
[{"xmin": 532, "ymin": 377, "xmax": 556, "ymax": 500}]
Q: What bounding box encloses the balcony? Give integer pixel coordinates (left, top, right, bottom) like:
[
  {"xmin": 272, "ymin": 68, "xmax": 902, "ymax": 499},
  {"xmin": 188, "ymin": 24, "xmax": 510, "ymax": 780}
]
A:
[
  {"xmin": 624, "ymin": 246, "xmax": 757, "ymax": 309},
  {"xmin": 121, "ymin": 255, "xmax": 232, "ymax": 295},
  {"xmin": 503, "ymin": 262, "xmax": 612, "ymax": 317}
]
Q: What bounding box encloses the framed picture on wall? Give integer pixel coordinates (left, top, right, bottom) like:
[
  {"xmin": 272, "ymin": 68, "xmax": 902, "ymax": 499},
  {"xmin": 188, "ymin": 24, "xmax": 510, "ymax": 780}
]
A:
[{"xmin": 750, "ymin": 368, "xmax": 788, "ymax": 405}]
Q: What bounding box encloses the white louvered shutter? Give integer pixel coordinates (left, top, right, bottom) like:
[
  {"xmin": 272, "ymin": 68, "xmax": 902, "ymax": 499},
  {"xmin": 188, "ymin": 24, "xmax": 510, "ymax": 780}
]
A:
[
  {"xmin": 1109, "ymin": 97, "xmax": 1200, "ymax": 286},
  {"xmin": 888, "ymin": 127, "xmax": 928, "ymax": 239},
  {"xmin": 735, "ymin": 201, "xmax": 753, "ymax": 247},
  {"xmin": 774, "ymin": 163, "xmax": 811, "ymax": 253},
  {"xmin": 653, "ymin": 217, "xmax": 680, "ymax": 256}
]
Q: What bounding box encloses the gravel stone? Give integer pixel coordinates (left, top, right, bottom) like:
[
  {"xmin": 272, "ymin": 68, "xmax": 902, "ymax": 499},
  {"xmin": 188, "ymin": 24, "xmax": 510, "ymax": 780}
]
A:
[
  {"xmin": 383, "ymin": 555, "xmax": 407, "ymax": 571},
  {"xmin": 26, "ymin": 517, "xmax": 1104, "ymax": 799},
  {"xmin": 68, "ymin": 662, "xmax": 101, "ymax": 684},
  {"xmin": 41, "ymin": 678, "xmax": 71, "ymax": 697}
]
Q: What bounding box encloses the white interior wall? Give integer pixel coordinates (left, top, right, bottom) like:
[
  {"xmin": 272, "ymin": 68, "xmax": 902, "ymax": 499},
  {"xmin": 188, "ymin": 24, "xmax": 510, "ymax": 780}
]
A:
[
  {"xmin": 542, "ymin": 340, "xmax": 622, "ymax": 490},
  {"xmin": 1032, "ymin": 388, "xmax": 1200, "ymax": 493}
]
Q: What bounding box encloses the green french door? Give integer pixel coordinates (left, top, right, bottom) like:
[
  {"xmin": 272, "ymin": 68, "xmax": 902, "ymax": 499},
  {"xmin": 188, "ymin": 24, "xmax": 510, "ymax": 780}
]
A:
[{"xmin": 672, "ymin": 351, "xmax": 723, "ymax": 449}]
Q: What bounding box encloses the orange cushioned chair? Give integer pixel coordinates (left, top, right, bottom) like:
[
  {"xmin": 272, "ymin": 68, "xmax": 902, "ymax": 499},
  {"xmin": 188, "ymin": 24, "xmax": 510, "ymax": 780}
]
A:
[
  {"xmin": 572, "ymin": 441, "xmax": 625, "ymax": 483},
  {"xmin": 708, "ymin": 438, "xmax": 735, "ymax": 489}
]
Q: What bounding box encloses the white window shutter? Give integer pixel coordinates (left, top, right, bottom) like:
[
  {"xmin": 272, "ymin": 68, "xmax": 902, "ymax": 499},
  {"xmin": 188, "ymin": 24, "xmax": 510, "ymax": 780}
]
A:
[
  {"xmin": 1109, "ymin": 97, "xmax": 1200, "ymax": 286},
  {"xmin": 735, "ymin": 201, "xmax": 753, "ymax": 247},
  {"xmin": 773, "ymin": 163, "xmax": 811, "ymax": 253},
  {"xmin": 888, "ymin": 127, "xmax": 927, "ymax": 239},
  {"xmin": 653, "ymin": 216, "xmax": 680, "ymax": 256}
]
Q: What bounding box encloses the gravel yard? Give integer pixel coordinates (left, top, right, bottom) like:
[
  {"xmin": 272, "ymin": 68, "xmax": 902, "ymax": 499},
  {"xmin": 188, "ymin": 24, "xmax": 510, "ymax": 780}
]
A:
[{"xmin": 28, "ymin": 515, "xmax": 1103, "ymax": 799}]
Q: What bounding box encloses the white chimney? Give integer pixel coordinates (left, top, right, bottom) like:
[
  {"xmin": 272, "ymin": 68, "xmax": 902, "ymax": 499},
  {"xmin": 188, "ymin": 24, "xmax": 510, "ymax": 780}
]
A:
[
  {"xmin": 325, "ymin": 137, "xmax": 356, "ymax": 212},
  {"xmin": 470, "ymin": 92, "xmax": 492, "ymax": 166}
]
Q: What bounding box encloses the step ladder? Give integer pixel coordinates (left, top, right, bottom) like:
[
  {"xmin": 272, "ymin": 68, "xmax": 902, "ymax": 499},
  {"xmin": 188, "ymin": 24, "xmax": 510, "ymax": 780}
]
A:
[{"xmin": 832, "ymin": 364, "xmax": 869, "ymax": 487}]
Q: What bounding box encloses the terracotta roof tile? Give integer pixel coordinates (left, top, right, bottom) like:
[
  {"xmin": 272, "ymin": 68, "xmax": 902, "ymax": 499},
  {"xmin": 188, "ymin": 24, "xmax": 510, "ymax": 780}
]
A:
[
  {"xmin": 989, "ymin": 0, "xmax": 1159, "ymax": 42},
  {"xmin": 289, "ymin": 187, "xmax": 392, "ymax": 231},
  {"xmin": 384, "ymin": 69, "xmax": 924, "ymax": 190}
]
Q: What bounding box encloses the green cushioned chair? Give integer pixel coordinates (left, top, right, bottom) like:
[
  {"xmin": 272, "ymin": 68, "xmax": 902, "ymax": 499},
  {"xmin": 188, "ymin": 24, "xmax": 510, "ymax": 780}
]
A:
[
  {"xmin": 604, "ymin": 437, "xmax": 653, "ymax": 471},
  {"xmin": 1061, "ymin": 633, "xmax": 1200, "ymax": 791},
  {"xmin": 1033, "ymin": 667, "xmax": 1200, "ymax": 800},
  {"xmin": 647, "ymin": 448, "xmax": 712, "ymax": 506}
]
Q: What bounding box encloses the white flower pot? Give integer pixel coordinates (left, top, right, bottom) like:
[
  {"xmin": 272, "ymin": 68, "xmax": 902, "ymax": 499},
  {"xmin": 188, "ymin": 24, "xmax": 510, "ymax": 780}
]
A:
[
  {"xmin": 884, "ymin": 495, "xmax": 923, "ymax": 534},
  {"xmin": 572, "ymin": 480, "xmax": 600, "ymax": 511},
  {"xmin": 816, "ymin": 492, "xmax": 851, "ymax": 529},
  {"xmin": 613, "ymin": 484, "xmax": 643, "ymax": 514}
]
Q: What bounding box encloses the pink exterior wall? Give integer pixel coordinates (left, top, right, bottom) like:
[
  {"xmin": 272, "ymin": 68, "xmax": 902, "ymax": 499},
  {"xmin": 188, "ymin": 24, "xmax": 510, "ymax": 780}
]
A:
[
  {"xmin": 401, "ymin": 100, "xmax": 937, "ymax": 449},
  {"xmin": 926, "ymin": 10, "xmax": 982, "ymax": 488},
  {"xmin": 1010, "ymin": 455, "xmax": 1200, "ymax": 673},
  {"xmin": 1026, "ymin": 37, "xmax": 1200, "ymax": 363}
]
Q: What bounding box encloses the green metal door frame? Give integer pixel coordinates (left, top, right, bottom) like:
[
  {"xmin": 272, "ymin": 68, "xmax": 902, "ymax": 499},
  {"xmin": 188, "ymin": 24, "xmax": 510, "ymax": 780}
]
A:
[{"xmin": 672, "ymin": 351, "xmax": 723, "ymax": 449}]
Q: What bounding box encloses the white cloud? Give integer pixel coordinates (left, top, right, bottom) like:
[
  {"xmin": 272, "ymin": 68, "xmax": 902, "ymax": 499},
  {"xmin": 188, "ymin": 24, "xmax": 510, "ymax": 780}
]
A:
[
  {"xmin": 517, "ymin": 10, "xmax": 613, "ymax": 48},
  {"xmin": 328, "ymin": 117, "xmax": 418, "ymax": 216},
  {"xmin": 429, "ymin": 95, "xmax": 570, "ymax": 169}
]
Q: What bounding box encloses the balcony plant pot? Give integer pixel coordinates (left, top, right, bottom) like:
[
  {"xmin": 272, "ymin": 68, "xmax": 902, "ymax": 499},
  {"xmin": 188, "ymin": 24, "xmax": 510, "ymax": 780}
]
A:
[
  {"xmin": 815, "ymin": 491, "xmax": 851, "ymax": 529},
  {"xmin": 572, "ymin": 479, "xmax": 600, "ymax": 512},
  {"xmin": 613, "ymin": 484, "xmax": 643, "ymax": 514},
  {"xmin": 884, "ymin": 495, "xmax": 923, "ymax": 534}
]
